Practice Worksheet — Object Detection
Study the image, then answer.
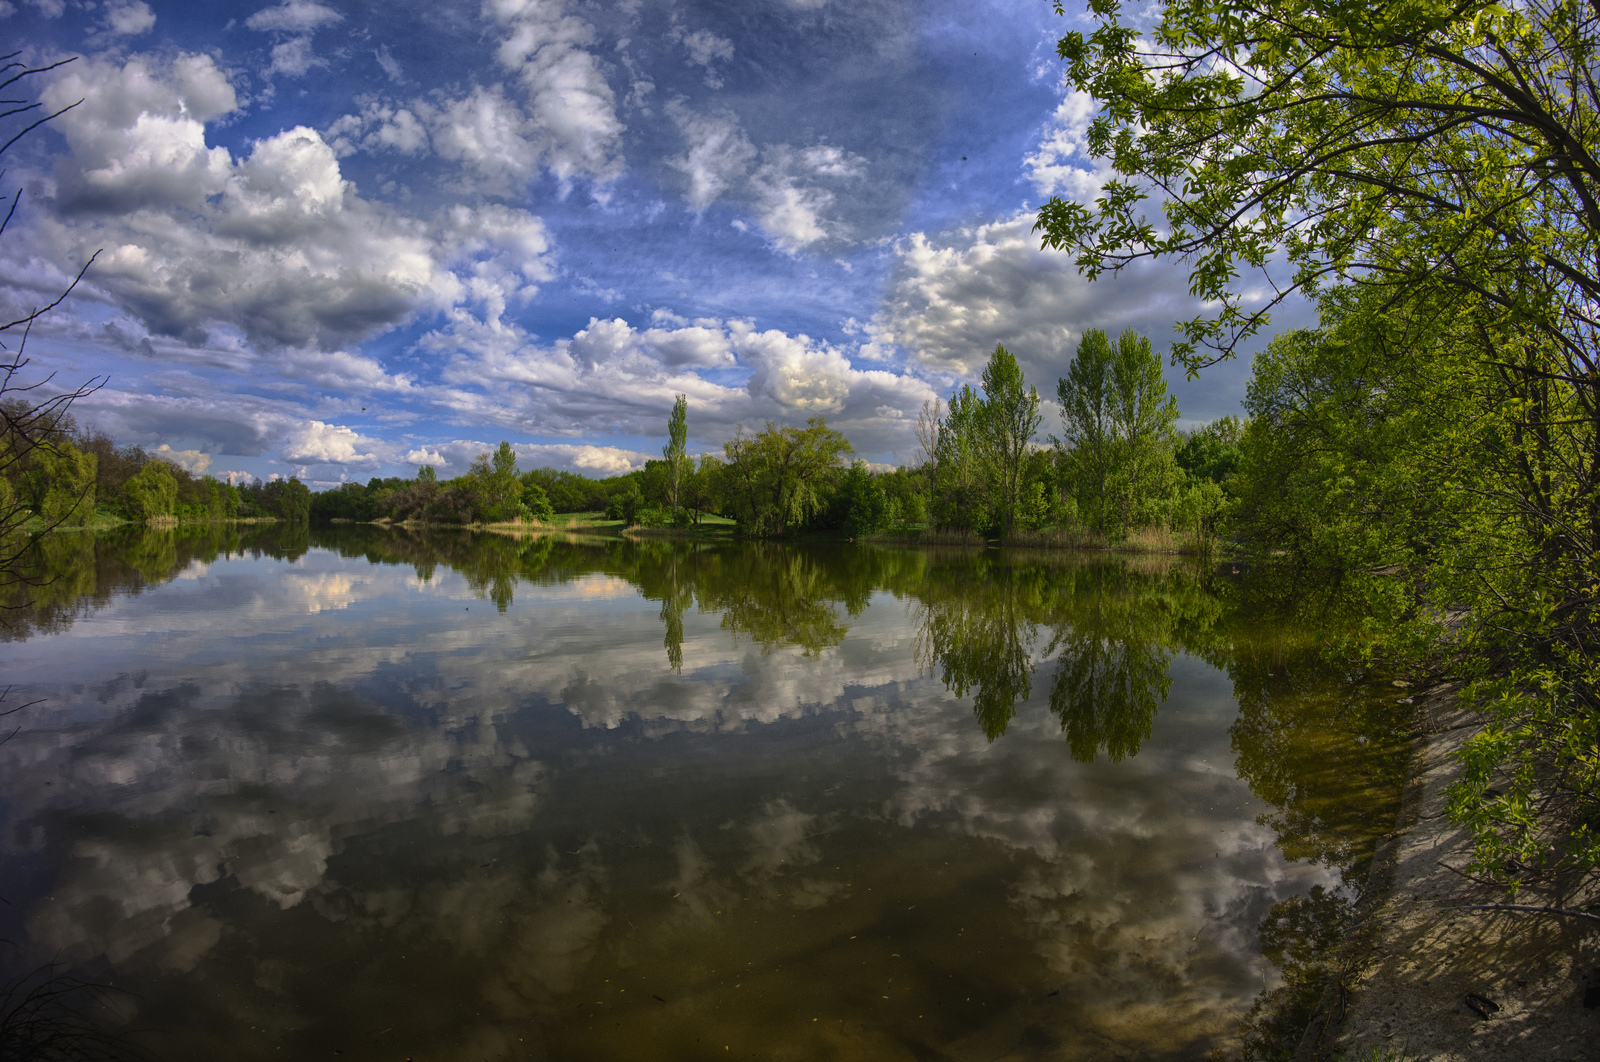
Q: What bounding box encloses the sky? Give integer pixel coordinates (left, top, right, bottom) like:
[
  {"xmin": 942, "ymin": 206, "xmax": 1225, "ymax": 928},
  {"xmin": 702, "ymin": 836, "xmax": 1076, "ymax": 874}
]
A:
[{"xmin": 0, "ymin": 0, "xmax": 1302, "ymax": 488}]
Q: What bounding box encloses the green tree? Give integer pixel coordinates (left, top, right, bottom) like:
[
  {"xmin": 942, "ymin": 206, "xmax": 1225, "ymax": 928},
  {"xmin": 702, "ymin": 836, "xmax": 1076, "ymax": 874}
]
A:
[
  {"xmin": 722, "ymin": 418, "xmax": 853, "ymax": 536},
  {"xmin": 1057, "ymin": 328, "xmax": 1179, "ymax": 536},
  {"xmin": 521, "ymin": 479, "xmax": 555, "ymax": 521},
  {"xmin": 121, "ymin": 460, "xmax": 177, "ymax": 521},
  {"xmin": 831, "ymin": 461, "xmax": 889, "ymax": 538},
  {"xmin": 17, "ymin": 439, "xmax": 96, "ymax": 526},
  {"xmin": 1038, "ymin": 0, "xmax": 1600, "ymax": 878},
  {"xmin": 664, "ymin": 394, "xmax": 689, "ymax": 513},
  {"xmin": 978, "ymin": 344, "xmax": 1042, "ymax": 539}
]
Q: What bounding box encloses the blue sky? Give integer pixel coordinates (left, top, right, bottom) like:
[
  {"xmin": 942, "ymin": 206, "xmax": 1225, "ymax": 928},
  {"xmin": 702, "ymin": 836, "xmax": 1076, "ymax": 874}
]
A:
[{"xmin": 3, "ymin": 0, "xmax": 1291, "ymax": 487}]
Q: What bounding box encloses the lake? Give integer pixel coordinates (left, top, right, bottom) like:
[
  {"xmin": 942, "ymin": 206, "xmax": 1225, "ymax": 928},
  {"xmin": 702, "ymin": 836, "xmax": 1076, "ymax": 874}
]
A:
[{"xmin": 0, "ymin": 526, "xmax": 1411, "ymax": 1061}]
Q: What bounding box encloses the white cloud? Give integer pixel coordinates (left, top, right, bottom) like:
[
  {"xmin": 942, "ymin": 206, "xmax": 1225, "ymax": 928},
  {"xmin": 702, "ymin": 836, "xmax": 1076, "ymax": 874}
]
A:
[
  {"xmin": 875, "ymin": 210, "xmax": 1203, "ymax": 382},
  {"xmin": 328, "ymin": 0, "xmax": 624, "ymax": 192},
  {"xmin": 681, "ymin": 29, "xmax": 733, "ymax": 68},
  {"xmin": 1026, "ymin": 88, "xmax": 1112, "ymax": 202},
  {"xmin": 374, "ymin": 44, "xmax": 403, "ymax": 82},
  {"xmin": 34, "ymin": 53, "xmax": 555, "ymax": 354},
  {"xmin": 268, "ymin": 36, "xmax": 324, "ymax": 78},
  {"xmin": 151, "ymin": 444, "xmax": 211, "ymax": 475},
  {"xmin": 483, "ymin": 0, "xmax": 625, "ymax": 186},
  {"xmin": 245, "ymin": 0, "xmax": 343, "ymax": 33},
  {"xmin": 422, "ymin": 84, "xmax": 542, "ymax": 183},
  {"xmin": 425, "ymin": 311, "xmax": 936, "ymax": 457},
  {"xmin": 679, "ymin": 28, "xmax": 733, "ymax": 87},
  {"xmin": 282, "ymin": 420, "xmax": 382, "ymax": 465},
  {"xmin": 404, "ymin": 440, "xmax": 650, "ymax": 477},
  {"xmin": 667, "ymin": 104, "xmax": 754, "ymax": 211},
  {"xmin": 27, "ymin": 0, "xmax": 62, "ymax": 16},
  {"xmin": 92, "ymin": 0, "xmax": 156, "ymax": 39},
  {"xmin": 326, "ymin": 98, "xmax": 429, "ymax": 156}
]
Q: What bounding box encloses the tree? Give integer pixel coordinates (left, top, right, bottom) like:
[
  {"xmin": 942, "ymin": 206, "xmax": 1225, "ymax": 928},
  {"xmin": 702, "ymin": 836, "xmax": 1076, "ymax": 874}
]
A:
[
  {"xmin": 1056, "ymin": 329, "xmax": 1118, "ymax": 533},
  {"xmin": 1057, "ymin": 328, "xmax": 1179, "ymax": 535},
  {"xmin": 121, "ymin": 460, "xmax": 177, "ymax": 522},
  {"xmin": 1036, "ymin": 0, "xmax": 1600, "ymax": 883},
  {"xmin": 831, "ymin": 461, "xmax": 890, "ymax": 538},
  {"xmin": 723, "ymin": 418, "xmax": 853, "ymax": 536},
  {"xmin": 978, "ymin": 345, "xmax": 1042, "ymax": 539},
  {"xmin": 664, "ymin": 394, "xmax": 689, "ymax": 513},
  {"xmin": 0, "ymin": 52, "xmax": 102, "ymax": 587}
]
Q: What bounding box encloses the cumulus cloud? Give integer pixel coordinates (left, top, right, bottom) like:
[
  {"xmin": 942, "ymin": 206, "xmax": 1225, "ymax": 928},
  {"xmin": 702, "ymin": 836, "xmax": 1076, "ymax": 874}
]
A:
[
  {"xmin": 326, "ymin": 97, "xmax": 429, "ymax": 156},
  {"xmin": 73, "ymin": 390, "xmax": 388, "ymax": 471},
  {"xmin": 403, "ymin": 440, "xmax": 651, "ymax": 477},
  {"xmin": 873, "ymin": 209, "xmax": 1206, "ymax": 384},
  {"xmin": 484, "ymin": 0, "xmax": 624, "ymax": 185},
  {"xmin": 424, "ymin": 310, "xmax": 935, "ymax": 457},
  {"xmin": 89, "ymin": 0, "xmax": 156, "ymax": 41},
  {"xmin": 246, "ymin": 1, "xmax": 343, "ymax": 80},
  {"xmin": 151, "ymin": 444, "xmax": 211, "ymax": 474},
  {"xmin": 34, "ymin": 53, "xmax": 555, "ymax": 355},
  {"xmin": 1025, "ymin": 88, "xmax": 1112, "ymax": 202},
  {"xmin": 281, "ymin": 420, "xmax": 382, "ymax": 465}
]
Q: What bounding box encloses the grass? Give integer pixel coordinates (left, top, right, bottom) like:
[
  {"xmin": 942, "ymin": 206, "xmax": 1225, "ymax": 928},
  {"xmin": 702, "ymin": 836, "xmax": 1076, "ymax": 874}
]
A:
[{"xmin": 1002, "ymin": 524, "xmax": 1222, "ymax": 555}]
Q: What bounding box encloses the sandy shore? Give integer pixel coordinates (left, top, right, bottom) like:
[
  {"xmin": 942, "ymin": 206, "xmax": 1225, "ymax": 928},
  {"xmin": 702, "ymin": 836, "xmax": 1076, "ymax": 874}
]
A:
[{"xmin": 1293, "ymin": 683, "xmax": 1600, "ymax": 1060}]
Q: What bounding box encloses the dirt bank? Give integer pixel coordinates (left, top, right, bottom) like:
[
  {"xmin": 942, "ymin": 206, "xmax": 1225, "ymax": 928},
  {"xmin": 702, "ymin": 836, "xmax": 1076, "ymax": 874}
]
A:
[{"xmin": 1294, "ymin": 683, "xmax": 1600, "ymax": 1060}]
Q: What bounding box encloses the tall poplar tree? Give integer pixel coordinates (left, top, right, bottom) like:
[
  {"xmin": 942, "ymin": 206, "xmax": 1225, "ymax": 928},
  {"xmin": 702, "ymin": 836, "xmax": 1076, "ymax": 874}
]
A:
[{"xmin": 664, "ymin": 394, "xmax": 688, "ymax": 512}]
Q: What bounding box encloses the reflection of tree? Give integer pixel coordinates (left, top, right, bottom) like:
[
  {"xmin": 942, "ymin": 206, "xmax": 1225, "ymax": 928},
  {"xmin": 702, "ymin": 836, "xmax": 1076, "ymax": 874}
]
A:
[
  {"xmin": 1209, "ymin": 575, "xmax": 1414, "ymax": 1059},
  {"xmin": 1237, "ymin": 885, "xmax": 1354, "ymax": 1060},
  {"xmin": 704, "ymin": 546, "xmax": 852, "ymax": 658},
  {"xmin": 1, "ymin": 523, "xmax": 276, "ymax": 640},
  {"xmin": 910, "ymin": 554, "xmax": 1214, "ymax": 752},
  {"xmin": 1042, "ymin": 567, "xmax": 1176, "ymax": 763},
  {"xmin": 1226, "ymin": 638, "xmax": 1412, "ymax": 875},
  {"xmin": 913, "ymin": 558, "xmax": 1040, "ymax": 740}
]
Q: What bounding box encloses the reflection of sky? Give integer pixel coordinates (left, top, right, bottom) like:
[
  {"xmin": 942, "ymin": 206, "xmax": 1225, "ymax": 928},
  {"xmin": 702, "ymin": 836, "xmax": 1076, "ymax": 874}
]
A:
[{"xmin": 0, "ymin": 545, "xmax": 1335, "ymax": 1059}]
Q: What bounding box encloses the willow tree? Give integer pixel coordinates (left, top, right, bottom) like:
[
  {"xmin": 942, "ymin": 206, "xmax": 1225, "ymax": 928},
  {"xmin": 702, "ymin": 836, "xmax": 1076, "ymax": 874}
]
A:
[
  {"xmin": 1036, "ymin": 0, "xmax": 1600, "ymax": 883},
  {"xmin": 722, "ymin": 418, "xmax": 853, "ymax": 537}
]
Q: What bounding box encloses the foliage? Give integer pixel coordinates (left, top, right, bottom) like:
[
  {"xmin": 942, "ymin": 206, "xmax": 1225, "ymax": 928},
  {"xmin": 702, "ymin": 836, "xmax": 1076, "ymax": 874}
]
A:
[
  {"xmin": 239, "ymin": 477, "xmax": 311, "ymax": 523},
  {"xmin": 722, "ymin": 417, "xmax": 853, "ymax": 536},
  {"xmin": 521, "ymin": 479, "xmax": 555, "ymax": 522},
  {"xmin": 828, "ymin": 461, "xmax": 890, "ymax": 538},
  {"xmin": 118, "ymin": 460, "xmax": 176, "ymax": 522},
  {"xmin": 664, "ymin": 393, "xmax": 689, "ymax": 511},
  {"xmin": 1175, "ymin": 415, "xmax": 1242, "ymax": 486},
  {"xmin": 929, "ymin": 345, "xmax": 1043, "ymax": 537},
  {"xmin": 1041, "ymin": 0, "xmax": 1600, "ymax": 883},
  {"xmin": 1055, "ymin": 328, "xmax": 1181, "ymax": 537}
]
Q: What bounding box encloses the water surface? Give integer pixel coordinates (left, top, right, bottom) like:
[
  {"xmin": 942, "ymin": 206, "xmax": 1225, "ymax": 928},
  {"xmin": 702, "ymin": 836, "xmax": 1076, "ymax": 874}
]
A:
[{"xmin": 0, "ymin": 527, "xmax": 1410, "ymax": 1060}]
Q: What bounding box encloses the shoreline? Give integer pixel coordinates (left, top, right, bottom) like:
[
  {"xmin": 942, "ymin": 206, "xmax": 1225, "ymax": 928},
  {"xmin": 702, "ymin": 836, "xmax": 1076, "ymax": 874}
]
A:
[{"xmin": 1294, "ymin": 683, "xmax": 1599, "ymax": 1060}]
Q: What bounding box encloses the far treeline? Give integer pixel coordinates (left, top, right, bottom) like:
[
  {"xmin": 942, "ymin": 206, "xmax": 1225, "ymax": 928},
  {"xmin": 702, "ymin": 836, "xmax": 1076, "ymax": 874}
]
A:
[
  {"xmin": 309, "ymin": 340, "xmax": 1244, "ymax": 547},
  {"xmin": 0, "ymin": 404, "xmax": 312, "ymax": 528}
]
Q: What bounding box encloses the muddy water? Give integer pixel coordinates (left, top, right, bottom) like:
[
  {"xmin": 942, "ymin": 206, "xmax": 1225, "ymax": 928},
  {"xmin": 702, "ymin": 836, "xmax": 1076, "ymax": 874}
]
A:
[{"xmin": 0, "ymin": 526, "xmax": 1411, "ymax": 1060}]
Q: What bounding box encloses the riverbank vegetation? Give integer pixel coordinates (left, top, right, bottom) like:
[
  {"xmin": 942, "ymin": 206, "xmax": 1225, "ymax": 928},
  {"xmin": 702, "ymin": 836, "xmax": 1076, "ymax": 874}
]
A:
[
  {"xmin": 293, "ymin": 341, "xmax": 1241, "ymax": 548},
  {"xmin": 1035, "ymin": 0, "xmax": 1600, "ymax": 910}
]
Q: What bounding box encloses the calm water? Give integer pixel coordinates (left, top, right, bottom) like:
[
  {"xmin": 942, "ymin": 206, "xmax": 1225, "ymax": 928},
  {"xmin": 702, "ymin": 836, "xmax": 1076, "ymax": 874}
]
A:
[{"xmin": 0, "ymin": 526, "xmax": 1410, "ymax": 1061}]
